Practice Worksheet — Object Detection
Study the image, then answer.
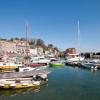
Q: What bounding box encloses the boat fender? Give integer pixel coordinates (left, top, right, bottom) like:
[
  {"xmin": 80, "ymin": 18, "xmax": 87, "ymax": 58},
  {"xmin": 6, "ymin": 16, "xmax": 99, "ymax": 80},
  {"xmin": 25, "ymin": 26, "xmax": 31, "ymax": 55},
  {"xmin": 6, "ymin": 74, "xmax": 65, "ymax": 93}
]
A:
[
  {"xmin": 91, "ymin": 66, "xmax": 94, "ymax": 69},
  {"xmin": 95, "ymin": 66, "xmax": 98, "ymax": 69}
]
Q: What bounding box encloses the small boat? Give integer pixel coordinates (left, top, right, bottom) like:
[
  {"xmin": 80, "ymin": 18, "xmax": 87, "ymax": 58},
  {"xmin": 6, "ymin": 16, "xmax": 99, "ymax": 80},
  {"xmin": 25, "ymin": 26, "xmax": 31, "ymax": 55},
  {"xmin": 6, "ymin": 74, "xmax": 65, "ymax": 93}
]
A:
[
  {"xmin": 0, "ymin": 74, "xmax": 48, "ymax": 89},
  {"xmin": 0, "ymin": 62, "xmax": 22, "ymax": 69},
  {"xmin": 49, "ymin": 61, "xmax": 65, "ymax": 67},
  {"xmin": 27, "ymin": 63, "xmax": 43, "ymax": 67}
]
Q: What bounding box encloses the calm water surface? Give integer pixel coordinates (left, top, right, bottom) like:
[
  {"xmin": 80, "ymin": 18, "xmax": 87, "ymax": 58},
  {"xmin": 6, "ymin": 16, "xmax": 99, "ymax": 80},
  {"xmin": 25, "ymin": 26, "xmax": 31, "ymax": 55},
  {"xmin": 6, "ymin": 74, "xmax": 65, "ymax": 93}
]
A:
[{"xmin": 0, "ymin": 65, "xmax": 100, "ymax": 100}]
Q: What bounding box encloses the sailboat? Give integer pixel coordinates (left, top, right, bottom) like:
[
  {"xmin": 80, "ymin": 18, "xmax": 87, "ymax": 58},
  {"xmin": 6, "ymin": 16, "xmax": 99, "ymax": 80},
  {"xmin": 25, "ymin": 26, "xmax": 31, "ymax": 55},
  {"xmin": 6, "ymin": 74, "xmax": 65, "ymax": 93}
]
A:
[{"xmin": 65, "ymin": 20, "xmax": 84, "ymax": 65}]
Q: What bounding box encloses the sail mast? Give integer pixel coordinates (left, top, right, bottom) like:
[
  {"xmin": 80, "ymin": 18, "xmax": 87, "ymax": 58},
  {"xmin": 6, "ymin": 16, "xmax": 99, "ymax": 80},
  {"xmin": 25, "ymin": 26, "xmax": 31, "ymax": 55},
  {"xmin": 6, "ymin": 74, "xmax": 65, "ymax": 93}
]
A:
[
  {"xmin": 25, "ymin": 20, "xmax": 28, "ymax": 57},
  {"xmin": 77, "ymin": 20, "xmax": 80, "ymax": 55}
]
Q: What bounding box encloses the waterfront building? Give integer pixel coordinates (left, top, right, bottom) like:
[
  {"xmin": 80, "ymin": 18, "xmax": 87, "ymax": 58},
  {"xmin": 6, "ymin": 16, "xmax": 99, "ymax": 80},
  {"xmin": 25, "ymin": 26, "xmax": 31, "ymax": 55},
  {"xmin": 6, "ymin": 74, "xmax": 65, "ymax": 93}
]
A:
[
  {"xmin": 65, "ymin": 48, "xmax": 77, "ymax": 55},
  {"xmin": 0, "ymin": 40, "xmax": 30, "ymax": 57},
  {"xmin": 14, "ymin": 40, "xmax": 30, "ymax": 55},
  {"xmin": 0, "ymin": 40, "xmax": 16, "ymax": 54}
]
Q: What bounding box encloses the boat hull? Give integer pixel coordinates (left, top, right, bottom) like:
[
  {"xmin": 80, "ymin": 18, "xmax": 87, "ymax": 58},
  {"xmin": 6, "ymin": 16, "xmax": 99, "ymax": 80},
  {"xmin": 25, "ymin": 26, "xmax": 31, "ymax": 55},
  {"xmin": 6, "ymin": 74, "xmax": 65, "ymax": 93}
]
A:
[
  {"xmin": 0, "ymin": 83, "xmax": 39, "ymax": 89},
  {"xmin": 0, "ymin": 76, "xmax": 48, "ymax": 89},
  {"xmin": 49, "ymin": 63, "xmax": 64, "ymax": 67}
]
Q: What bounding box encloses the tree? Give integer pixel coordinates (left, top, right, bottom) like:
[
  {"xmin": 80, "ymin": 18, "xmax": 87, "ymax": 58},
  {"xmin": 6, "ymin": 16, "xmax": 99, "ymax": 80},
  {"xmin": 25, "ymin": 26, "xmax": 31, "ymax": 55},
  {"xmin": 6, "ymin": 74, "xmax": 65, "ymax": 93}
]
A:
[
  {"xmin": 14, "ymin": 37, "xmax": 20, "ymax": 40},
  {"xmin": 48, "ymin": 44, "xmax": 53, "ymax": 49},
  {"xmin": 96, "ymin": 52, "xmax": 100, "ymax": 55},
  {"xmin": 53, "ymin": 47, "xmax": 59, "ymax": 51},
  {"xmin": 20, "ymin": 38, "xmax": 26, "ymax": 41},
  {"xmin": 36, "ymin": 39, "xmax": 46, "ymax": 49},
  {"xmin": 10, "ymin": 37, "xmax": 14, "ymax": 41},
  {"xmin": 0, "ymin": 38, "xmax": 7, "ymax": 41}
]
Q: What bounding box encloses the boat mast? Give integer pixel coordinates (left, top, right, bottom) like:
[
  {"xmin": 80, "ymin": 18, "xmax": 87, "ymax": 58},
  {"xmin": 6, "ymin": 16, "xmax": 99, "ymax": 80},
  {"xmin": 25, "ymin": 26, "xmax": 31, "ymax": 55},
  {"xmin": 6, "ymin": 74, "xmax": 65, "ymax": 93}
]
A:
[
  {"xmin": 77, "ymin": 20, "xmax": 80, "ymax": 55},
  {"xmin": 25, "ymin": 20, "xmax": 28, "ymax": 57}
]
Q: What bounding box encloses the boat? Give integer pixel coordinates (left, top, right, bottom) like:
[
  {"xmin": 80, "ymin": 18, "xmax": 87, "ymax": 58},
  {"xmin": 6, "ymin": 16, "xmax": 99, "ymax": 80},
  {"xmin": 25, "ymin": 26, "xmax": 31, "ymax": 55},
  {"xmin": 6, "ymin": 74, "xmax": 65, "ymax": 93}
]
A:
[
  {"xmin": 46, "ymin": 54, "xmax": 57, "ymax": 61},
  {"xmin": 0, "ymin": 62, "xmax": 22, "ymax": 70},
  {"xmin": 65, "ymin": 21, "xmax": 84, "ymax": 66},
  {"xmin": 0, "ymin": 78, "xmax": 40, "ymax": 89},
  {"xmin": 0, "ymin": 68, "xmax": 49, "ymax": 79},
  {"xmin": 27, "ymin": 63, "xmax": 43, "ymax": 67},
  {"xmin": 0, "ymin": 74, "xmax": 48, "ymax": 89},
  {"xmin": 81, "ymin": 59, "xmax": 100, "ymax": 69},
  {"xmin": 31, "ymin": 55, "xmax": 50, "ymax": 65},
  {"xmin": 0, "ymin": 66, "xmax": 49, "ymax": 89},
  {"xmin": 17, "ymin": 66, "xmax": 36, "ymax": 72},
  {"xmin": 49, "ymin": 61, "xmax": 65, "ymax": 67},
  {"xmin": 65, "ymin": 53, "xmax": 84, "ymax": 66}
]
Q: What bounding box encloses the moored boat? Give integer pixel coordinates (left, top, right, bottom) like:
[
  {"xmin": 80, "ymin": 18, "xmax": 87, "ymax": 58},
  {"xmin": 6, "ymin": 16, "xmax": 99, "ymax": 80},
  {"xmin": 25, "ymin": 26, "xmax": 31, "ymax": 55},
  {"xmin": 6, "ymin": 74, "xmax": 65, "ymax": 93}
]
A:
[
  {"xmin": 80, "ymin": 59, "xmax": 100, "ymax": 69},
  {"xmin": 49, "ymin": 61, "xmax": 65, "ymax": 67},
  {"xmin": 31, "ymin": 55, "xmax": 50, "ymax": 65},
  {"xmin": 65, "ymin": 53, "xmax": 84, "ymax": 66},
  {"xmin": 0, "ymin": 73, "xmax": 48, "ymax": 89},
  {"xmin": 0, "ymin": 62, "xmax": 22, "ymax": 70},
  {"xmin": 0, "ymin": 79, "xmax": 40, "ymax": 89}
]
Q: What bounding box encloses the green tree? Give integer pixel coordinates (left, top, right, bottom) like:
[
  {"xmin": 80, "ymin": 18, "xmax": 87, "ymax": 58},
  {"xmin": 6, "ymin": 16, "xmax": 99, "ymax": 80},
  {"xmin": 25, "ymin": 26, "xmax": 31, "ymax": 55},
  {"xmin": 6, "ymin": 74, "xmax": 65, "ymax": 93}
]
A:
[
  {"xmin": 48, "ymin": 44, "xmax": 53, "ymax": 48},
  {"xmin": 36, "ymin": 39, "xmax": 46, "ymax": 49}
]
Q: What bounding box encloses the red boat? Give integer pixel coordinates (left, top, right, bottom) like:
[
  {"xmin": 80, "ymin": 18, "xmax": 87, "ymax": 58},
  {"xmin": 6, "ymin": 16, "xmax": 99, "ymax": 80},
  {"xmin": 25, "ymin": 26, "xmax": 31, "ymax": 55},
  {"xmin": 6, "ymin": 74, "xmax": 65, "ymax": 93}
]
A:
[{"xmin": 27, "ymin": 63, "xmax": 46, "ymax": 67}]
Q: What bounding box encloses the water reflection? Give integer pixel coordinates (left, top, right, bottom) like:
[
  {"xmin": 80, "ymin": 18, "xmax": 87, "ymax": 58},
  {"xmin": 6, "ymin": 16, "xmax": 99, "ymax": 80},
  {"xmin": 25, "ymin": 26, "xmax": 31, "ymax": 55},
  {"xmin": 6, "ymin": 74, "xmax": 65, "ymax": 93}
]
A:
[
  {"xmin": 67, "ymin": 65, "xmax": 98, "ymax": 72},
  {"xmin": 0, "ymin": 86, "xmax": 40, "ymax": 97}
]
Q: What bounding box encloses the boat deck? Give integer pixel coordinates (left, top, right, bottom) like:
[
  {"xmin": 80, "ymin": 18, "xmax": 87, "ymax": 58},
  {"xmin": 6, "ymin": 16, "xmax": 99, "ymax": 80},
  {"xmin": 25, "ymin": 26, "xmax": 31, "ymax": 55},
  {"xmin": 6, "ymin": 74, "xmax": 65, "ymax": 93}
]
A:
[{"xmin": 0, "ymin": 70, "xmax": 49, "ymax": 79}]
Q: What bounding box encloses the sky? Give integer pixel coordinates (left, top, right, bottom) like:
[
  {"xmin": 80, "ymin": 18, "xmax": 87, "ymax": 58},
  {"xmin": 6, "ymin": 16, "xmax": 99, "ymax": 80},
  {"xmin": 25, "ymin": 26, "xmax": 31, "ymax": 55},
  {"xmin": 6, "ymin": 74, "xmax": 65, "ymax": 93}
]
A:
[{"xmin": 0, "ymin": 0, "xmax": 100, "ymax": 52}]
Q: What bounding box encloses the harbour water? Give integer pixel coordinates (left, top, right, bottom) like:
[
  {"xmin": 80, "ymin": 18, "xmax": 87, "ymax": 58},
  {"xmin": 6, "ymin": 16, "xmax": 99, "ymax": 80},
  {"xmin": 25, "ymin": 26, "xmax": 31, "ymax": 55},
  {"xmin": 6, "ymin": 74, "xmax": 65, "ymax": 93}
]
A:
[{"xmin": 1, "ymin": 65, "xmax": 100, "ymax": 100}]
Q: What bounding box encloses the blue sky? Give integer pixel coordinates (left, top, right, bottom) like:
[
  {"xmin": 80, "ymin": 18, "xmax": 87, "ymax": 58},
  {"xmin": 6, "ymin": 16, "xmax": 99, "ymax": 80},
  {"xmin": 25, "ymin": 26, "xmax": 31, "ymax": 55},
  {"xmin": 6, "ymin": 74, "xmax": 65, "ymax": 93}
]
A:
[{"xmin": 0, "ymin": 0, "xmax": 100, "ymax": 52}]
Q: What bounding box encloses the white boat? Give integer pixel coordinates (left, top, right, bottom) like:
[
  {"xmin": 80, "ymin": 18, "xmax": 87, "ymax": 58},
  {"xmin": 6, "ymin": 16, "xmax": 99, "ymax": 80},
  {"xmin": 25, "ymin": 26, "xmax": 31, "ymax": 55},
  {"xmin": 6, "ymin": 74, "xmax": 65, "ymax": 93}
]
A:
[
  {"xmin": 31, "ymin": 55, "xmax": 50, "ymax": 65},
  {"xmin": 81, "ymin": 59, "xmax": 100, "ymax": 69},
  {"xmin": 65, "ymin": 21, "xmax": 84, "ymax": 65},
  {"xmin": 0, "ymin": 62, "xmax": 23, "ymax": 69},
  {"xmin": 66, "ymin": 53, "xmax": 84, "ymax": 65},
  {"xmin": 0, "ymin": 77, "xmax": 40, "ymax": 88},
  {"xmin": 18, "ymin": 66, "xmax": 36, "ymax": 72},
  {"xmin": 46, "ymin": 54, "xmax": 57, "ymax": 61},
  {"xmin": 0, "ymin": 68, "xmax": 49, "ymax": 80},
  {"xmin": 0, "ymin": 73, "xmax": 48, "ymax": 89}
]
